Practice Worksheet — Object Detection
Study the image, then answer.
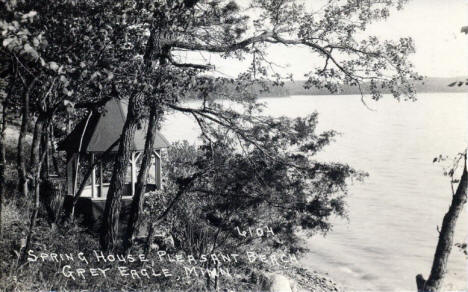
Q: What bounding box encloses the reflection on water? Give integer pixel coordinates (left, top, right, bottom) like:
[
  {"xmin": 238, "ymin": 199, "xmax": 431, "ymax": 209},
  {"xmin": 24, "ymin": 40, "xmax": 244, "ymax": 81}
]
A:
[{"xmin": 162, "ymin": 93, "xmax": 468, "ymax": 291}]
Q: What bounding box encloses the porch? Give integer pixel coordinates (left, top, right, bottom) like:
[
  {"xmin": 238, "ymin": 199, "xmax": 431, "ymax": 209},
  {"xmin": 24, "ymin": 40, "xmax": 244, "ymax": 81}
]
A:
[{"xmin": 56, "ymin": 98, "xmax": 170, "ymax": 229}]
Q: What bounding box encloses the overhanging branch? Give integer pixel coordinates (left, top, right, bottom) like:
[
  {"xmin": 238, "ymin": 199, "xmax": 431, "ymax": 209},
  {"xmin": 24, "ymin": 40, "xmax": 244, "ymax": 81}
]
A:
[{"xmin": 167, "ymin": 54, "xmax": 215, "ymax": 70}]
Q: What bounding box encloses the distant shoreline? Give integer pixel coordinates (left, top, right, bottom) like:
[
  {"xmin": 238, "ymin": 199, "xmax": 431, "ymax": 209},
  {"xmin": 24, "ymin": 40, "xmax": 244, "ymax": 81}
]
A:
[
  {"xmin": 257, "ymin": 90, "xmax": 467, "ymax": 99},
  {"xmin": 256, "ymin": 77, "xmax": 467, "ymax": 98}
]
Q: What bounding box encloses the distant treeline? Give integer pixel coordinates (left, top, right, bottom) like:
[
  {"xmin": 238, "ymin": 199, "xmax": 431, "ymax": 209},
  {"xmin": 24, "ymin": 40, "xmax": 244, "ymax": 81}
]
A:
[{"xmin": 257, "ymin": 77, "xmax": 468, "ymax": 97}]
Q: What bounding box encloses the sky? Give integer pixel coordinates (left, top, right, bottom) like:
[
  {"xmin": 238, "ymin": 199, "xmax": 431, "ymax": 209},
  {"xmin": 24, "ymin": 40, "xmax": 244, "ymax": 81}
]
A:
[
  {"xmin": 366, "ymin": 0, "xmax": 468, "ymax": 78},
  {"xmin": 187, "ymin": 0, "xmax": 468, "ymax": 79}
]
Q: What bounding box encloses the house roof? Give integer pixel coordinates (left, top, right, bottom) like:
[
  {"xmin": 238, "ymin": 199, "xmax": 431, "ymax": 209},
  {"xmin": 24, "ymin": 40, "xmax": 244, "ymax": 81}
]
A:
[{"xmin": 58, "ymin": 98, "xmax": 170, "ymax": 153}]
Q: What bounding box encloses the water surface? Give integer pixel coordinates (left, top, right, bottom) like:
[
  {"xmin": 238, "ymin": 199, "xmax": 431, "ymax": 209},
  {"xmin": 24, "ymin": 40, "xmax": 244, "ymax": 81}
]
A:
[{"xmin": 162, "ymin": 93, "xmax": 468, "ymax": 291}]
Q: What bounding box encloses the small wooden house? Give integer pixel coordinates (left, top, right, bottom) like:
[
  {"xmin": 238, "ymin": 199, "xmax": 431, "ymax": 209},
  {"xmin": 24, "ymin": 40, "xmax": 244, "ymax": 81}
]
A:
[{"xmin": 57, "ymin": 98, "xmax": 170, "ymax": 230}]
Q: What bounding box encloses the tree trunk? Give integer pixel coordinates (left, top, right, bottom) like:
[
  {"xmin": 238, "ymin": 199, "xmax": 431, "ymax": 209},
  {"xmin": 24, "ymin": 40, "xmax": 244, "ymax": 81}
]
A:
[
  {"xmin": 20, "ymin": 169, "xmax": 43, "ymax": 264},
  {"xmin": 144, "ymin": 222, "xmax": 156, "ymax": 257},
  {"xmin": 100, "ymin": 23, "xmax": 165, "ymax": 251},
  {"xmin": 123, "ymin": 106, "xmax": 159, "ymax": 252},
  {"xmin": 19, "ymin": 129, "xmax": 48, "ymax": 264},
  {"xmin": 49, "ymin": 127, "xmax": 60, "ymax": 175},
  {"xmin": 30, "ymin": 112, "xmax": 47, "ymax": 167},
  {"xmin": 100, "ymin": 94, "xmax": 143, "ymax": 251},
  {"xmin": 17, "ymin": 78, "xmax": 36, "ymax": 197},
  {"xmin": 416, "ymin": 154, "xmax": 468, "ymax": 292},
  {"xmin": 0, "ymin": 100, "xmax": 7, "ymax": 237},
  {"xmin": 19, "ymin": 113, "xmax": 50, "ymax": 261},
  {"xmin": 40, "ymin": 126, "xmax": 49, "ymax": 178}
]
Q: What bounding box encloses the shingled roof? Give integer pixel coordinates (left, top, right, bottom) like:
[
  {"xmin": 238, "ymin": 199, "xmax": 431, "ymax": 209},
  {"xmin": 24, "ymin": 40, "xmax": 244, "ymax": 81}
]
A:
[{"xmin": 58, "ymin": 98, "xmax": 170, "ymax": 153}]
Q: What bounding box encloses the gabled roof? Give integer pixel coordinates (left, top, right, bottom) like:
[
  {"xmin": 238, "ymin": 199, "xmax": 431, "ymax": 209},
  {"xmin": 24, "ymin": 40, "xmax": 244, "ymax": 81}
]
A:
[{"xmin": 58, "ymin": 98, "xmax": 170, "ymax": 153}]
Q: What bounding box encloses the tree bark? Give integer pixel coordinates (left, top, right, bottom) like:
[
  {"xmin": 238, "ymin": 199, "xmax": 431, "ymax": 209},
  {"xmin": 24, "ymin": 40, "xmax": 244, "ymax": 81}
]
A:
[
  {"xmin": 144, "ymin": 222, "xmax": 156, "ymax": 257},
  {"xmin": 40, "ymin": 125, "xmax": 49, "ymax": 178},
  {"xmin": 100, "ymin": 93, "xmax": 143, "ymax": 251},
  {"xmin": 19, "ymin": 128, "xmax": 48, "ymax": 264},
  {"xmin": 30, "ymin": 112, "xmax": 47, "ymax": 167},
  {"xmin": 49, "ymin": 127, "xmax": 60, "ymax": 175},
  {"xmin": 100, "ymin": 22, "xmax": 165, "ymax": 251},
  {"xmin": 0, "ymin": 100, "xmax": 7, "ymax": 237},
  {"xmin": 416, "ymin": 154, "xmax": 468, "ymax": 292},
  {"xmin": 123, "ymin": 106, "xmax": 158, "ymax": 252},
  {"xmin": 17, "ymin": 78, "xmax": 36, "ymax": 197}
]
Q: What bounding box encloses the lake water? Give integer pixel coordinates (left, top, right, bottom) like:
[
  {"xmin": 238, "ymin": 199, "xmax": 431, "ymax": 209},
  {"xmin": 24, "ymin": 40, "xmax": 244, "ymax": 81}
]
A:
[{"xmin": 161, "ymin": 93, "xmax": 468, "ymax": 291}]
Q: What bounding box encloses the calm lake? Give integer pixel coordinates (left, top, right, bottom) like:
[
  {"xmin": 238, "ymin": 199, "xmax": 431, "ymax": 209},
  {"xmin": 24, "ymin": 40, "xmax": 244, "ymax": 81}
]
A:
[{"xmin": 162, "ymin": 92, "xmax": 468, "ymax": 291}]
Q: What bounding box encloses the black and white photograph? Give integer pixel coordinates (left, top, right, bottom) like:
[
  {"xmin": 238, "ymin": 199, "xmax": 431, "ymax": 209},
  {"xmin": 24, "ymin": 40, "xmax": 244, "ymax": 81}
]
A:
[{"xmin": 0, "ymin": 0, "xmax": 467, "ymax": 291}]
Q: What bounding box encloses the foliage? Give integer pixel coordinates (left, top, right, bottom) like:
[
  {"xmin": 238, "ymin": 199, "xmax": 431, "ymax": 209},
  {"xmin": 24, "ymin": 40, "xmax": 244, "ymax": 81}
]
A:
[
  {"xmin": 148, "ymin": 112, "xmax": 364, "ymax": 260},
  {"xmin": 0, "ymin": 0, "xmax": 422, "ymax": 121},
  {"xmin": 0, "ymin": 0, "xmax": 421, "ymax": 255},
  {"xmin": 0, "ymin": 0, "xmax": 428, "ymax": 289},
  {"xmin": 455, "ymin": 242, "xmax": 467, "ymax": 257}
]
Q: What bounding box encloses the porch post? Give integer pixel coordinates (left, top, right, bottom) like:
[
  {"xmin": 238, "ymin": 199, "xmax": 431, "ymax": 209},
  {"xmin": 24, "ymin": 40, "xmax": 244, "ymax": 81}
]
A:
[
  {"xmin": 73, "ymin": 154, "xmax": 80, "ymax": 196},
  {"xmin": 131, "ymin": 151, "xmax": 136, "ymax": 196},
  {"xmin": 99, "ymin": 160, "xmax": 103, "ymax": 198},
  {"xmin": 66, "ymin": 154, "xmax": 75, "ymax": 196},
  {"xmin": 154, "ymin": 150, "xmax": 161, "ymax": 190},
  {"xmin": 91, "ymin": 153, "xmax": 96, "ymax": 198}
]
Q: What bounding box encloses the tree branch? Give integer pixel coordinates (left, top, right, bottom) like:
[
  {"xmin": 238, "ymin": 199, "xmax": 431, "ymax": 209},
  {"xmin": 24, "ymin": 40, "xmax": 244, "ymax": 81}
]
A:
[
  {"xmin": 169, "ymin": 31, "xmax": 274, "ymax": 52},
  {"xmin": 167, "ymin": 54, "xmax": 214, "ymax": 70}
]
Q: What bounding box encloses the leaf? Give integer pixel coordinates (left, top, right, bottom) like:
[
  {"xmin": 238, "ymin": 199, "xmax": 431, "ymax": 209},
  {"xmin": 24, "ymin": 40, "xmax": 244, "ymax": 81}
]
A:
[
  {"xmin": 63, "ymin": 88, "xmax": 73, "ymax": 96},
  {"xmin": 48, "ymin": 61, "xmax": 59, "ymax": 71},
  {"xmin": 448, "ymin": 169, "xmax": 454, "ymax": 177},
  {"xmin": 103, "ymin": 68, "xmax": 114, "ymax": 81},
  {"xmin": 59, "ymin": 75, "xmax": 69, "ymax": 86},
  {"xmin": 2, "ymin": 38, "xmax": 14, "ymax": 47},
  {"xmin": 90, "ymin": 71, "xmax": 101, "ymax": 80},
  {"xmin": 22, "ymin": 43, "xmax": 39, "ymax": 59},
  {"xmin": 106, "ymin": 71, "xmax": 114, "ymax": 81},
  {"xmin": 32, "ymin": 37, "xmax": 40, "ymax": 47},
  {"xmin": 21, "ymin": 11, "xmax": 38, "ymax": 19},
  {"xmin": 63, "ymin": 100, "xmax": 75, "ymax": 108}
]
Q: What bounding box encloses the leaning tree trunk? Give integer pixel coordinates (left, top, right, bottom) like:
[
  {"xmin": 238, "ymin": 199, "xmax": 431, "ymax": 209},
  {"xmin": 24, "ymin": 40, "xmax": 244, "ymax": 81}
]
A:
[
  {"xmin": 17, "ymin": 78, "xmax": 36, "ymax": 197},
  {"xmin": 416, "ymin": 155, "xmax": 468, "ymax": 292},
  {"xmin": 40, "ymin": 126, "xmax": 50, "ymax": 178},
  {"xmin": 100, "ymin": 22, "xmax": 167, "ymax": 251},
  {"xmin": 18, "ymin": 112, "xmax": 48, "ymax": 257},
  {"xmin": 100, "ymin": 93, "xmax": 143, "ymax": 251},
  {"xmin": 123, "ymin": 106, "xmax": 159, "ymax": 252}
]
